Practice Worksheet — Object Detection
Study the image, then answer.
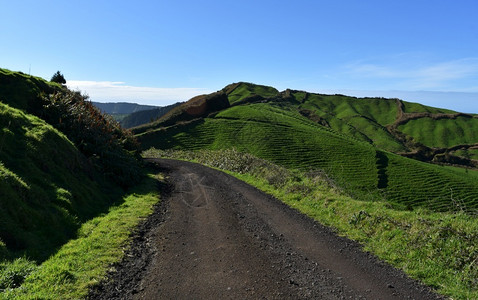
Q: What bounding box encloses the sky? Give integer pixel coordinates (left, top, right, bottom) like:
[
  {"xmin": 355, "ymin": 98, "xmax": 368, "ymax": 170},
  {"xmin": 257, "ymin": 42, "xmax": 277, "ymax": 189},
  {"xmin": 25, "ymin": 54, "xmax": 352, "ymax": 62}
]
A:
[{"xmin": 1, "ymin": 0, "xmax": 478, "ymax": 113}]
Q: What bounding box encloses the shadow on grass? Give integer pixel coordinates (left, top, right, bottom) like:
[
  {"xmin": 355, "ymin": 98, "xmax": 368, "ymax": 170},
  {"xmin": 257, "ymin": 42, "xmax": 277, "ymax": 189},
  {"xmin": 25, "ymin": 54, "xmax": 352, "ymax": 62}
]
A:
[{"xmin": 0, "ymin": 168, "xmax": 157, "ymax": 265}]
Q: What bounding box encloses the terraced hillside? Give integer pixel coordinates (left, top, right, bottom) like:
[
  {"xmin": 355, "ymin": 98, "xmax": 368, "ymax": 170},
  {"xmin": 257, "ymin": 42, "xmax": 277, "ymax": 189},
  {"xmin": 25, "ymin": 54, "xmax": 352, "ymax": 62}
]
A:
[{"xmin": 136, "ymin": 82, "xmax": 478, "ymax": 212}]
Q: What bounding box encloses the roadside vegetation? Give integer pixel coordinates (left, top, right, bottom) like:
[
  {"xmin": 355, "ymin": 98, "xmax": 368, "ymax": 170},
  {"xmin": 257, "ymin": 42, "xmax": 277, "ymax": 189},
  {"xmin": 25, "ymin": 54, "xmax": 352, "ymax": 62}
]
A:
[{"xmin": 144, "ymin": 148, "xmax": 478, "ymax": 300}]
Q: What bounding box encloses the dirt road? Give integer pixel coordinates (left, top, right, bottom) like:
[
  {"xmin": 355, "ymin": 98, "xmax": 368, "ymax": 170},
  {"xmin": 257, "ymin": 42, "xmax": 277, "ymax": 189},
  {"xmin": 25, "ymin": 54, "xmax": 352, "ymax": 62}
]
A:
[{"xmin": 89, "ymin": 159, "xmax": 443, "ymax": 299}]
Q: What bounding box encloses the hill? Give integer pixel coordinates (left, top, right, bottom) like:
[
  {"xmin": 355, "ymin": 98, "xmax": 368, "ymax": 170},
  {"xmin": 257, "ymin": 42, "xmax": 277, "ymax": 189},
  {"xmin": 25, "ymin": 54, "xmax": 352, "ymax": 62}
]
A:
[
  {"xmin": 135, "ymin": 82, "xmax": 478, "ymax": 213},
  {"xmin": 92, "ymin": 102, "xmax": 158, "ymax": 114},
  {"xmin": 0, "ymin": 102, "xmax": 122, "ymax": 262},
  {"xmin": 0, "ymin": 68, "xmax": 141, "ymax": 263},
  {"xmin": 119, "ymin": 102, "xmax": 182, "ymax": 128}
]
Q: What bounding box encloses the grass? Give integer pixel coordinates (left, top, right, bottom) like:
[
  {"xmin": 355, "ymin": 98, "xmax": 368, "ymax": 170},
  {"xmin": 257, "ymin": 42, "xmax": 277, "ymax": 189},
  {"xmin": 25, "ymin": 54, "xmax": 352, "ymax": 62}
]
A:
[
  {"xmin": 144, "ymin": 148, "xmax": 478, "ymax": 300},
  {"xmin": 402, "ymin": 101, "xmax": 456, "ymax": 114},
  {"xmin": 226, "ymin": 82, "xmax": 279, "ymax": 105},
  {"xmin": 451, "ymin": 148, "xmax": 478, "ymax": 160},
  {"xmin": 398, "ymin": 116, "xmax": 478, "ymax": 148},
  {"xmin": 0, "ymin": 68, "xmax": 61, "ymax": 112},
  {"xmin": 298, "ymin": 93, "xmax": 398, "ymax": 126},
  {"xmin": 384, "ymin": 153, "xmax": 478, "ymax": 211},
  {"xmin": 0, "ymin": 172, "xmax": 161, "ymax": 299},
  {"xmin": 297, "ymin": 93, "xmax": 404, "ymax": 152}
]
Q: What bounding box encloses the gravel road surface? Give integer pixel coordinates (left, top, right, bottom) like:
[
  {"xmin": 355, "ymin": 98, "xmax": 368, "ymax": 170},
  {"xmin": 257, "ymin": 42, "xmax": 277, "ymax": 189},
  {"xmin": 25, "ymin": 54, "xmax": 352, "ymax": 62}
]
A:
[{"xmin": 88, "ymin": 159, "xmax": 443, "ymax": 299}]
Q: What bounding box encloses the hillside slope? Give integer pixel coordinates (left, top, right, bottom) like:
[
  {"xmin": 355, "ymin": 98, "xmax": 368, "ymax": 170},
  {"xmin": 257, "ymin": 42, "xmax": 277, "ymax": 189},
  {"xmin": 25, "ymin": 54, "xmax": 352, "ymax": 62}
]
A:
[
  {"xmin": 136, "ymin": 82, "xmax": 478, "ymax": 213},
  {"xmin": 0, "ymin": 69, "xmax": 141, "ymax": 262},
  {"xmin": 0, "ymin": 102, "xmax": 123, "ymax": 262}
]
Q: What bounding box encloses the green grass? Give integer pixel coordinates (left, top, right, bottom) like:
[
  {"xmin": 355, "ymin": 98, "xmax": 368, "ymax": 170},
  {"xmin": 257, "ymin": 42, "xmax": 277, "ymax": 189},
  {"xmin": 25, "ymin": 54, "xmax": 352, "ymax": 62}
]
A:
[
  {"xmin": 299, "ymin": 93, "xmax": 398, "ymax": 126},
  {"xmin": 384, "ymin": 152, "xmax": 478, "ymax": 211},
  {"xmin": 0, "ymin": 68, "xmax": 61, "ymax": 112},
  {"xmin": 0, "ymin": 103, "xmax": 127, "ymax": 262},
  {"xmin": 144, "ymin": 148, "xmax": 478, "ymax": 300},
  {"xmin": 110, "ymin": 113, "xmax": 130, "ymax": 122},
  {"xmin": 0, "ymin": 103, "xmax": 143, "ymax": 263},
  {"xmin": 0, "ymin": 173, "xmax": 161, "ymax": 299},
  {"xmin": 398, "ymin": 116, "xmax": 478, "ymax": 148},
  {"xmin": 298, "ymin": 93, "xmax": 407, "ymax": 152},
  {"xmin": 451, "ymin": 148, "xmax": 478, "ymax": 160},
  {"xmin": 226, "ymin": 82, "xmax": 279, "ymax": 105},
  {"xmin": 402, "ymin": 101, "xmax": 456, "ymax": 114}
]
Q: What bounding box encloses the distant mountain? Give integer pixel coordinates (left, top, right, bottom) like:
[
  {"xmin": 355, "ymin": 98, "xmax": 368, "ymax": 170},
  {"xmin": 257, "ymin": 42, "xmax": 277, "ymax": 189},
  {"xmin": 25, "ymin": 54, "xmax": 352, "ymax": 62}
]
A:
[
  {"xmin": 120, "ymin": 102, "xmax": 182, "ymax": 128},
  {"xmin": 92, "ymin": 102, "xmax": 159, "ymax": 114},
  {"xmin": 92, "ymin": 101, "xmax": 182, "ymax": 128}
]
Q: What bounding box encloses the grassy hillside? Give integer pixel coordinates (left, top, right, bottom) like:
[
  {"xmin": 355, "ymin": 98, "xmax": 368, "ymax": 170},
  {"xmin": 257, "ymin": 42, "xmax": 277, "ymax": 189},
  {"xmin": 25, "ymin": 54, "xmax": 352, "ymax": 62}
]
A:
[
  {"xmin": 0, "ymin": 102, "xmax": 123, "ymax": 262},
  {"xmin": 398, "ymin": 116, "xmax": 478, "ymax": 148},
  {"xmin": 0, "ymin": 69, "xmax": 61, "ymax": 112},
  {"xmin": 224, "ymin": 82, "xmax": 279, "ymax": 105},
  {"xmin": 297, "ymin": 93, "xmax": 406, "ymax": 152},
  {"xmin": 0, "ymin": 68, "xmax": 145, "ymax": 292},
  {"xmin": 136, "ymin": 82, "xmax": 478, "ymax": 213}
]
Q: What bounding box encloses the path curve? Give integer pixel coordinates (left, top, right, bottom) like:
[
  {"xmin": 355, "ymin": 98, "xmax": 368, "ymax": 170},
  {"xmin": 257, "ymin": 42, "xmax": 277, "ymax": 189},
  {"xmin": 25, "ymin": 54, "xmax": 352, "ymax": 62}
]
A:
[{"xmin": 89, "ymin": 159, "xmax": 443, "ymax": 299}]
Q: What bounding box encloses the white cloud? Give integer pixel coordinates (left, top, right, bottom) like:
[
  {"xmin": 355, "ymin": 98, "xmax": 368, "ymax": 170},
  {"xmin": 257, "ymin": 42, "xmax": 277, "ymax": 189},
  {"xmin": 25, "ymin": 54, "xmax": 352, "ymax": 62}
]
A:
[
  {"xmin": 344, "ymin": 57, "xmax": 478, "ymax": 91},
  {"xmin": 66, "ymin": 80, "xmax": 213, "ymax": 106}
]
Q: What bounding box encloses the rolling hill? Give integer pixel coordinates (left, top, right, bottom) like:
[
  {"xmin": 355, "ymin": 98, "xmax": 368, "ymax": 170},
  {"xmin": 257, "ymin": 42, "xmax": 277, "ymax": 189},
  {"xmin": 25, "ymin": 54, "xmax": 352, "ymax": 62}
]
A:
[{"xmin": 135, "ymin": 82, "xmax": 478, "ymax": 213}]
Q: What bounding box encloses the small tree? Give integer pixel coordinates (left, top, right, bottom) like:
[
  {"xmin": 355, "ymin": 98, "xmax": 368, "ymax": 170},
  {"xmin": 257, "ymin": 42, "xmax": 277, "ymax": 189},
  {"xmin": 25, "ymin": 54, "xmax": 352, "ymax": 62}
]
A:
[{"xmin": 51, "ymin": 71, "xmax": 66, "ymax": 85}]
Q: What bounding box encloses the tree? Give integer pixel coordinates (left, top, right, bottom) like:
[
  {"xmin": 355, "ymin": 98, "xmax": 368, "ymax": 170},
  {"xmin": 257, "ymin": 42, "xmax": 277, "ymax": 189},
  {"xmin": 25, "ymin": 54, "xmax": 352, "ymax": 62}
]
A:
[{"xmin": 51, "ymin": 71, "xmax": 66, "ymax": 85}]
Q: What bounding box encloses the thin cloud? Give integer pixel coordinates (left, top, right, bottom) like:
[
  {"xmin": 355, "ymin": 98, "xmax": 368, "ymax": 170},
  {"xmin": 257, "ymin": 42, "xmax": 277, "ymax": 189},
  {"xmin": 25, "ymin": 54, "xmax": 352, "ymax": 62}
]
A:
[
  {"xmin": 344, "ymin": 57, "xmax": 478, "ymax": 91},
  {"xmin": 66, "ymin": 80, "xmax": 213, "ymax": 106}
]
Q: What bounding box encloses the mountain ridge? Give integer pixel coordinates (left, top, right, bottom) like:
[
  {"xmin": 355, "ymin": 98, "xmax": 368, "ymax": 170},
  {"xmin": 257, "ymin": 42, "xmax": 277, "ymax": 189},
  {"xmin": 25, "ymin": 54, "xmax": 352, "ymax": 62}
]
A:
[{"xmin": 92, "ymin": 102, "xmax": 159, "ymax": 114}]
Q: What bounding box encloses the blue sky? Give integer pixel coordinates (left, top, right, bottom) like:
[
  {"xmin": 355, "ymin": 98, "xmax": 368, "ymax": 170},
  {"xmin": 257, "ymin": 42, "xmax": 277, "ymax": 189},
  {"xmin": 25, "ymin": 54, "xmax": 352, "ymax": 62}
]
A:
[{"xmin": 2, "ymin": 0, "xmax": 478, "ymax": 112}]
